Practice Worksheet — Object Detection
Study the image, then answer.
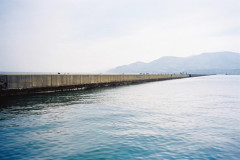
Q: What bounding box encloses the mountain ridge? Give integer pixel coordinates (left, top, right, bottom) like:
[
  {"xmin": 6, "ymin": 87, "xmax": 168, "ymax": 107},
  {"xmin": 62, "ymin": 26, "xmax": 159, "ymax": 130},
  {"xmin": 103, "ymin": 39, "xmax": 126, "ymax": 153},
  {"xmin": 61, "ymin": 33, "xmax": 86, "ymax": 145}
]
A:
[{"xmin": 108, "ymin": 51, "xmax": 240, "ymax": 74}]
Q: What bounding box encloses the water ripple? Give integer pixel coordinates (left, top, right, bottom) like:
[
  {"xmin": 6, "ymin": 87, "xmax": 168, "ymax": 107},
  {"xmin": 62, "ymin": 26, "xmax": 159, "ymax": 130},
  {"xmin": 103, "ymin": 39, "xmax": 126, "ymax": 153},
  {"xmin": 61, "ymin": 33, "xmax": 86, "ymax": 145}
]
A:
[{"xmin": 1, "ymin": 75, "xmax": 240, "ymax": 159}]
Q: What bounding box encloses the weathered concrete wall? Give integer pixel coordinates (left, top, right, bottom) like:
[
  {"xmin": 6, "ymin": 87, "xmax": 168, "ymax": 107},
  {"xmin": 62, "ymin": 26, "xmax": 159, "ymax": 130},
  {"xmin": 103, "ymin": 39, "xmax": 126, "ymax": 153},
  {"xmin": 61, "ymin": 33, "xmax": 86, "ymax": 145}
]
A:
[
  {"xmin": 0, "ymin": 74, "xmax": 204, "ymax": 96},
  {"xmin": 2, "ymin": 74, "xmax": 189, "ymax": 90},
  {"xmin": 0, "ymin": 75, "xmax": 7, "ymax": 90}
]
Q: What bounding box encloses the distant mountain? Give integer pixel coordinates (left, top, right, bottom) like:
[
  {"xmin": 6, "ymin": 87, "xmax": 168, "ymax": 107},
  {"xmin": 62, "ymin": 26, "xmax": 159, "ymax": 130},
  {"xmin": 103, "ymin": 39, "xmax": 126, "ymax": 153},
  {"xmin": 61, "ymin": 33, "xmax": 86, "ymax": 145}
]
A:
[{"xmin": 108, "ymin": 52, "xmax": 240, "ymax": 74}]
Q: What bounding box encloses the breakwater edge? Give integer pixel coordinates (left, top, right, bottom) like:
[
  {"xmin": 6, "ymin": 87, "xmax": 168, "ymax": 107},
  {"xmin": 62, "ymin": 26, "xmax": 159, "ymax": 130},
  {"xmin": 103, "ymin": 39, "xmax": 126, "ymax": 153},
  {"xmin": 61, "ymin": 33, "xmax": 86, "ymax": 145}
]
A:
[{"xmin": 0, "ymin": 74, "xmax": 205, "ymax": 96}]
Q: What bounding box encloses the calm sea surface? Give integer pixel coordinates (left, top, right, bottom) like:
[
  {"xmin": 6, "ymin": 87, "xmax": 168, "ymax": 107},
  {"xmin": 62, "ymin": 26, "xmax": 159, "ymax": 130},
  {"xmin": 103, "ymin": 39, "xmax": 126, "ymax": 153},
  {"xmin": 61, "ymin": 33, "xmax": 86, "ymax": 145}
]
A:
[{"xmin": 0, "ymin": 75, "xmax": 240, "ymax": 160}]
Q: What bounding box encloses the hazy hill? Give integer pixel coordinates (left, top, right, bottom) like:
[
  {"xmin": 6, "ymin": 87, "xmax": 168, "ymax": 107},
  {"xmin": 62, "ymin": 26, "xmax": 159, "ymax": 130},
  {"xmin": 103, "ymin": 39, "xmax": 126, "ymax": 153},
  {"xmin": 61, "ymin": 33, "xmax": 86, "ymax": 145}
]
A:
[{"xmin": 108, "ymin": 52, "xmax": 240, "ymax": 74}]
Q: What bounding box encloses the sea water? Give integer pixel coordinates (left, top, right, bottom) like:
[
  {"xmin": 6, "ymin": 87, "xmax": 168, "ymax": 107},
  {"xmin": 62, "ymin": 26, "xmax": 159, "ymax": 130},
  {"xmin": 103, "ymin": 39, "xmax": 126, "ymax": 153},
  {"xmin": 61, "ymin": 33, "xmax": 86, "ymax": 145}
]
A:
[{"xmin": 0, "ymin": 75, "xmax": 240, "ymax": 159}]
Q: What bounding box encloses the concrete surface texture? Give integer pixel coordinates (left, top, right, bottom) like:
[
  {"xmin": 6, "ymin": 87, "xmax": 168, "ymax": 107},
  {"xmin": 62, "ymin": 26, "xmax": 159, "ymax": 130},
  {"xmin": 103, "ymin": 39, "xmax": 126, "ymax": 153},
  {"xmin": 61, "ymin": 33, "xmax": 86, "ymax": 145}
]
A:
[{"xmin": 0, "ymin": 74, "xmax": 189, "ymax": 90}]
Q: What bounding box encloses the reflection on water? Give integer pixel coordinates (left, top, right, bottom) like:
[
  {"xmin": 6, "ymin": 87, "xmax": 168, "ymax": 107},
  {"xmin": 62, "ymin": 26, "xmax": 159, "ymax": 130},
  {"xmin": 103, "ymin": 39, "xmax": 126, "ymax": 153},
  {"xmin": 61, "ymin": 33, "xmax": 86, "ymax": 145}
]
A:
[
  {"xmin": 0, "ymin": 87, "xmax": 107, "ymax": 107},
  {"xmin": 0, "ymin": 75, "xmax": 240, "ymax": 159},
  {"xmin": 0, "ymin": 87, "xmax": 117, "ymax": 121}
]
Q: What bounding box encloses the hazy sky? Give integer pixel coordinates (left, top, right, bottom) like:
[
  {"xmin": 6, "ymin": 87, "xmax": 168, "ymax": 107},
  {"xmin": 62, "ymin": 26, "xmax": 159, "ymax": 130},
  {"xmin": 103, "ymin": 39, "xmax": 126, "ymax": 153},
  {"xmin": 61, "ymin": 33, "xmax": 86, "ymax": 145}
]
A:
[{"xmin": 1, "ymin": 0, "xmax": 240, "ymax": 72}]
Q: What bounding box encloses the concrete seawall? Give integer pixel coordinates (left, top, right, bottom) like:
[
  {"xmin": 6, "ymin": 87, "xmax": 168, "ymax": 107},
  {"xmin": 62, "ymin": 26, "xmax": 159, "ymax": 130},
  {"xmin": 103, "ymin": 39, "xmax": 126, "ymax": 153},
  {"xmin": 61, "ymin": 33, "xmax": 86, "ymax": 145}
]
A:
[{"xmin": 0, "ymin": 74, "xmax": 203, "ymax": 96}]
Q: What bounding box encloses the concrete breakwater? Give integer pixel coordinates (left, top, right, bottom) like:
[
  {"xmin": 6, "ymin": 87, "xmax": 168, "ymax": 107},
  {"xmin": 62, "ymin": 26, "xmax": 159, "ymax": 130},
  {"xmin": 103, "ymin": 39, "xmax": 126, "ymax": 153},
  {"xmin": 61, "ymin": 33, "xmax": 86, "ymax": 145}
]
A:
[{"xmin": 0, "ymin": 74, "xmax": 202, "ymax": 96}]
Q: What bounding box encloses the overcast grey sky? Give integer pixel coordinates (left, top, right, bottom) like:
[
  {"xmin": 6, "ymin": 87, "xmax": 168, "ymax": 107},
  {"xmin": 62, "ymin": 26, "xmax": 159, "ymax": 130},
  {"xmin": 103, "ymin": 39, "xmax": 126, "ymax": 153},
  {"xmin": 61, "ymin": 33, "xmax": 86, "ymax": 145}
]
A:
[{"xmin": 1, "ymin": 0, "xmax": 240, "ymax": 72}]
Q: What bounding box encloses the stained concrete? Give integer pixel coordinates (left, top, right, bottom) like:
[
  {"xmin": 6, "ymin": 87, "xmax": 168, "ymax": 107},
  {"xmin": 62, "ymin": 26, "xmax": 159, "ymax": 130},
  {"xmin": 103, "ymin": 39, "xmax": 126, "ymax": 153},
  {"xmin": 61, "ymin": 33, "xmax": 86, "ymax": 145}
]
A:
[{"xmin": 0, "ymin": 74, "xmax": 202, "ymax": 96}]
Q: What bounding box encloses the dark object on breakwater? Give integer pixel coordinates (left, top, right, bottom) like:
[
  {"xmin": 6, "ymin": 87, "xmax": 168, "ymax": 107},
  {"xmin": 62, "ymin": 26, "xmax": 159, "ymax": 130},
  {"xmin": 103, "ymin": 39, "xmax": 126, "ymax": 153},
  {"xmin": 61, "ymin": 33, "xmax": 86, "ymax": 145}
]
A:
[{"xmin": 0, "ymin": 74, "xmax": 205, "ymax": 96}]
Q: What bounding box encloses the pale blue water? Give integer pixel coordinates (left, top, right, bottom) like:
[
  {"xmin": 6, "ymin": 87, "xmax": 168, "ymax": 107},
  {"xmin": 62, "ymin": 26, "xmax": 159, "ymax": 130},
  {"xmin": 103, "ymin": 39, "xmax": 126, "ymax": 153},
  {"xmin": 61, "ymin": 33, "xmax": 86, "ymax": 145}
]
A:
[{"xmin": 0, "ymin": 75, "xmax": 240, "ymax": 160}]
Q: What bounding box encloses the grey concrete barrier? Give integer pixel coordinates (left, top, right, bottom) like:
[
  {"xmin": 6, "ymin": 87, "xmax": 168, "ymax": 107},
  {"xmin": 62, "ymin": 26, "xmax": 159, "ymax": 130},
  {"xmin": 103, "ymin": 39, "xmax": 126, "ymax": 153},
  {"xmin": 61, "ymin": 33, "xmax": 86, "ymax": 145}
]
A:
[{"xmin": 0, "ymin": 74, "xmax": 204, "ymax": 96}]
